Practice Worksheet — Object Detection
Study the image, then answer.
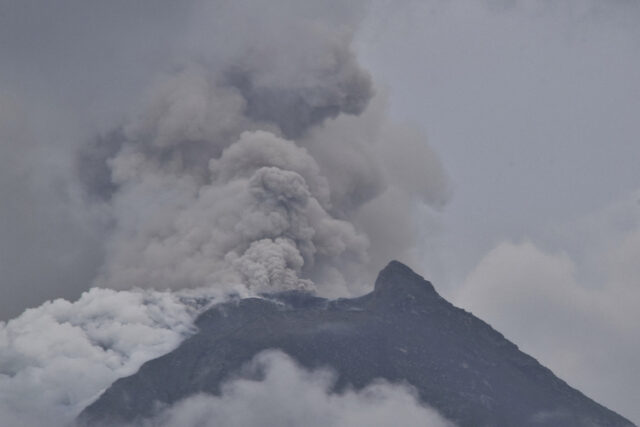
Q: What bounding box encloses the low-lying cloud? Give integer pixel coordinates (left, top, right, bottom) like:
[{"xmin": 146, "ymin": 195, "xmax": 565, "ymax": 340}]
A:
[
  {"xmin": 141, "ymin": 350, "xmax": 455, "ymax": 427},
  {"xmin": 0, "ymin": 287, "xmax": 206, "ymax": 427}
]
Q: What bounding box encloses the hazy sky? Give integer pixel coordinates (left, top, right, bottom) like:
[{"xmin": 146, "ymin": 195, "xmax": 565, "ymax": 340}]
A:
[
  {"xmin": 0, "ymin": 0, "xmax": 638, "ymax": 424},
  {"xmin": 358, "ymin": 0, "xmax": 640, "ymax": 422}
]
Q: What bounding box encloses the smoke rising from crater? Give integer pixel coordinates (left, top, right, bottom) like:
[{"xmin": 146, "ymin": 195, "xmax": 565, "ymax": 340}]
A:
[
  {"xmin": 0, "ymin": 1, "xmax": 449, "ymax": 425},
  {"xmin": 78, "ymin": 0, "xmax": 449, "ymax": 297}
]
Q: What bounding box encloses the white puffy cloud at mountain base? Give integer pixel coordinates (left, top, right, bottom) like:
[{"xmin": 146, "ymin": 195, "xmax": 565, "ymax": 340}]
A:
[
  {"xmin": 0, "ymin": 288, "xmax": 203, "ymax": 427},
  {"xmin": 143, "ymin": 350, "xmax": 455, "ymax": 427}
]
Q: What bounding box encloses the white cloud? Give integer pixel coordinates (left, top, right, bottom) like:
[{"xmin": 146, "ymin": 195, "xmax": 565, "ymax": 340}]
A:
[
  {"xmin": 145, "ymin": 350, "xmax": 455, "ymax": 427},
  {"xmin": 0, "ymin": 288, "xmax": 204, "ymax": 427},
  {"xmin": 453, "ymin": 191, "xmax": 640, "ymax": 423}
]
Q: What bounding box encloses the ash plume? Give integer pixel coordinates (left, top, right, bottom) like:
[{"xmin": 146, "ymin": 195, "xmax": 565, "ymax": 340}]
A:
[
  {"xmin": 0, "ymin": 1, "xmax": 449, "ymax": 425},
  {"xmin": 79, "ymin": 0, "xmax": 449, "ymax": 297}
]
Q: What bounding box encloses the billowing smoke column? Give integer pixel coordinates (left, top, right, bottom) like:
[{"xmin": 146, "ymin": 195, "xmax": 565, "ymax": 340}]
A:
[
  {"xmin": 78, "ymin": 1, "xmax": 449, "ymax": 297},
  {"xmin": 0, "ymin": 1, "xmax": 449, "ymax": 425}
]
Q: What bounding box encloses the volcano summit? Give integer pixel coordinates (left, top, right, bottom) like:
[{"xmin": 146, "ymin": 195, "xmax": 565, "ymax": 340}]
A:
[{"xmin": 79, "ymin": 261, "xmax": 634, "ymax": 427}]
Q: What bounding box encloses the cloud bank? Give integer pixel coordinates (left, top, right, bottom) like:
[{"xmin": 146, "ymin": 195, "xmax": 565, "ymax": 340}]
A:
[
  {"xmin": 140, "ymin": 351, "xmax": 454, "ymax": 427},
  {"xmin": 0, "ymin": 287, "xmax": 204, "ymax": 427}
]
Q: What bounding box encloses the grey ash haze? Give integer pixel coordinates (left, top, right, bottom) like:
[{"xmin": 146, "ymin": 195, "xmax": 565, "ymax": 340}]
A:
[{"xmin": 0, "ymin": 0, "xmax": 639, "ymax": 425}]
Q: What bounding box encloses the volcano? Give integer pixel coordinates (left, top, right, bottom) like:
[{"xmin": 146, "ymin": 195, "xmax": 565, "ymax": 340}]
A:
[{"xmin": 79, "ymin": 261, "xmax": 634, "ymax": 426}]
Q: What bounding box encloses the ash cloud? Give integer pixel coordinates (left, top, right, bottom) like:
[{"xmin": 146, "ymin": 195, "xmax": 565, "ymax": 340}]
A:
[
  {"xmin": 78, "ymin": 0, "xmax": 449, "ymax": 297},
  {"xmin": 0, "ymin": 1, "xmax": 450, "ymax": 425},
  {"xmin": 0, "ymin": 0, "xmax": 449, "ymax": 312}
]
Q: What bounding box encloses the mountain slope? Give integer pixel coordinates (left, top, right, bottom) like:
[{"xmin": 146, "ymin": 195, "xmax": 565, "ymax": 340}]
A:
[{"xmin": 79, "ymin": 261, "xmax": 634, "ymax": 426}]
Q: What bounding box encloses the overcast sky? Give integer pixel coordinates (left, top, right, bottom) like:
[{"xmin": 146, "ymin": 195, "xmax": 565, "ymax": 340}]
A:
[
  {"xmin": 0, "ymin": 0, "xmax": 638, "ymax": 424},
  {"xmin": 358, "ymin": 0, "xmax": 640, "ymax": 422}
]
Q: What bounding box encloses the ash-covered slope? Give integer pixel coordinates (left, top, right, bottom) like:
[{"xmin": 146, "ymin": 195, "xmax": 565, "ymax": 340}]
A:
[{"xmin": 79, "ymin": 261, "xmax": 634, "ymax": 427}]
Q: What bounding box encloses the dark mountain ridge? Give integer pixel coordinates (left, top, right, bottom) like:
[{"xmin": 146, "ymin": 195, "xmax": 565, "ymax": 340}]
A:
[{"xmin": 79, "ymin": 261, "xmax": 634, "ymax": 426}]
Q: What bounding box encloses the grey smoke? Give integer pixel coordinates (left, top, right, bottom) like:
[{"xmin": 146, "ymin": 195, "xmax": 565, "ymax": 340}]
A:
[
  {"xmin": 0, "ymin": 93, "xmax": 106, "ymax": 320},
  {"xmin": 0, "ymin": 0, "xmax": 448, "ymax": 319},
  {"xmin": 0, "ymin": 1, "xmax": 449, "ymax": 425},
  {"xmin": 0, "ymin": 0, "xmax": 200, "ymax": 320},
  {"xmin": 78, "ymin": 0, "xmax": 448, "ymax": 297},
  {"xmin": 1, "ymin": 0, "xmax": 638, "ymax": 425}
]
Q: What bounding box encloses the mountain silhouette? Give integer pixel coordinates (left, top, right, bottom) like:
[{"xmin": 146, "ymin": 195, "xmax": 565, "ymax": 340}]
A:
[{"xmin": 79, "ymin": 261, "xmax": 634, "ymax": 426}]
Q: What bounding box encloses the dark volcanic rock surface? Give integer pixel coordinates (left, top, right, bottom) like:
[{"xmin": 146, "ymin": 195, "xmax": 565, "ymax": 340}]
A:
[{"xmin": 79, "ymin": 261, "xmax": 634, "ymax": 426}]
